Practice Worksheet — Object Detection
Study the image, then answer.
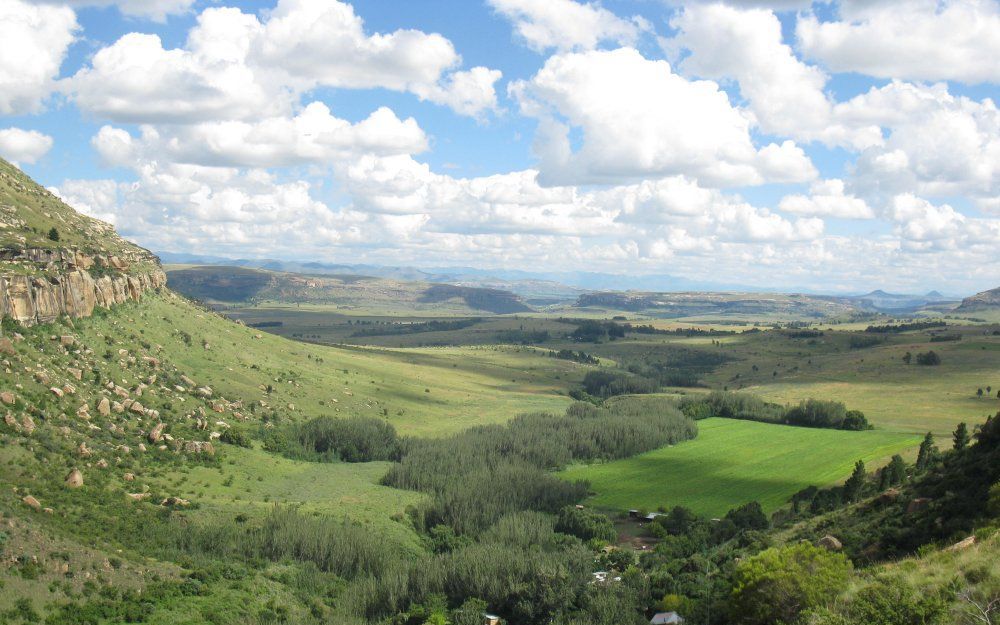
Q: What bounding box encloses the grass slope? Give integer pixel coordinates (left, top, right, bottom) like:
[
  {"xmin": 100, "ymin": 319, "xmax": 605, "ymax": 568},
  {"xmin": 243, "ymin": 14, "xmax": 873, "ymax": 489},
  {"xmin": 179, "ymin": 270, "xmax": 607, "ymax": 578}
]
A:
[
  {"xmin": 561, "ymin": 418, "xmax": 920, "ymax": 517},
  {"xmin": 95, "ymin": 294, "xmax": 575, "ymax": 437}
]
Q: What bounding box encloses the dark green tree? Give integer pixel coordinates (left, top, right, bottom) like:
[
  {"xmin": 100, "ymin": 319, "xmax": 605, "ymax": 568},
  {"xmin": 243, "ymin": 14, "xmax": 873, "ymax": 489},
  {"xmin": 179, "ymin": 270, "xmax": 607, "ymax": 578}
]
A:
[
  {"xmin": 916, "ymin": 432, "xmax": 938, "ymax": 471},
  {"xmin": 843, "ymin": 460, "xmax": 866, "ymax": 502},
  {"xmin": 47, "ymin": 227, "xmax": 60, "ymax": 241},
  {"xmin": 953, "ymin": 422, "xmax": 970, "ymax": 450},
  {"xmin": 902, "ymin": 351, "xmax": 912, "ymax": 364}
]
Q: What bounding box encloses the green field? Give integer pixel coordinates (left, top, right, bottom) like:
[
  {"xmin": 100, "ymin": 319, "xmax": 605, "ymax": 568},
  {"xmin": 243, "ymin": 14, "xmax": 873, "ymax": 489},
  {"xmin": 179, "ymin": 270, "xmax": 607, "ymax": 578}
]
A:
[{"xmin": 560, "ymin": 418, "xmax": 921, "ymax": 517}]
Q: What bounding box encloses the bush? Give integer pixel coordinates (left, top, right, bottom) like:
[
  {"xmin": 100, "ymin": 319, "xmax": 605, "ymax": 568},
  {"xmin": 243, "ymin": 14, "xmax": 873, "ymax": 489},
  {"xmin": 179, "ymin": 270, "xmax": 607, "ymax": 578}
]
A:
[
  {"xmin": 581, "ymin": 370, "xmax": 659, "ymax": 398},
  {"xmin": 555, "ymin": 506, "xmax": 617, "ymax": 544},
  {"xmin": 729, "ymin": 542, "xmax": 852, "ymax": 625},
  {"xmin": 916, "ymin": 351, "xmax": 941, "ymax": 366},
  {"xmin": 784, "ymin": 399, "xmax": 847, "ymax": 429},
  {"xmin": 278, "ymin": 416, "xmax": 400, "ymax": 462},
  {"xmin": 219, "ymin": 428, "xmax": 252, "ymax": 448}
]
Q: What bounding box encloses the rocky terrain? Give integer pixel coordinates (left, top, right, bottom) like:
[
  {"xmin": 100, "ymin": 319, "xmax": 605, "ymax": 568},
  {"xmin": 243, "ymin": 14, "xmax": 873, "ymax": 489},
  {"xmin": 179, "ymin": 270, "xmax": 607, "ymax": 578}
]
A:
[
  {"xmin": 0, "ymin": 158, "xmax": 165, "ymax": 326},
  {"xmin": 957, "ymin": 285, "xmax": 1000, "ymax": 311}
]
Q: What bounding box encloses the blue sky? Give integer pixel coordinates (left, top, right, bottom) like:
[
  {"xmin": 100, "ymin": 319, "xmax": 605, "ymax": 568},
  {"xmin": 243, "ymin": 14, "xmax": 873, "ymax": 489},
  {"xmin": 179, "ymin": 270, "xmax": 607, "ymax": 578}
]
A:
[{"xmin": 0, "ymin": 0, "xmax": 998, "ymax": 294}]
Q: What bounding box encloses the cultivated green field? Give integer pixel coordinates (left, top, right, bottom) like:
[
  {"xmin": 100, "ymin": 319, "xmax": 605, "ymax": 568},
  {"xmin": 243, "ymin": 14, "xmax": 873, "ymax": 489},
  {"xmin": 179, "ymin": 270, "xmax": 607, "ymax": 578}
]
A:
[{"xmin": 561, "ymin": 418, "xmax": 921, "ymax": 517}]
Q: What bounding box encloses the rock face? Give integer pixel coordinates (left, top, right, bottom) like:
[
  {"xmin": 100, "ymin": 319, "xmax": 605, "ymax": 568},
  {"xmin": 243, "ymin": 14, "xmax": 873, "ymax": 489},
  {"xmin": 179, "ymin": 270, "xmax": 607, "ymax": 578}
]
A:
[
  {"xmin": 957, "ymin": 286, "xmax": 1000, "ymax": 311},
  {"xmin": 0, "ymin": 258, "xmax": 166, "ymax": 326},
  {"xmin": 817, "ymin": 535, "xmax": 843, "ymax": 551}
]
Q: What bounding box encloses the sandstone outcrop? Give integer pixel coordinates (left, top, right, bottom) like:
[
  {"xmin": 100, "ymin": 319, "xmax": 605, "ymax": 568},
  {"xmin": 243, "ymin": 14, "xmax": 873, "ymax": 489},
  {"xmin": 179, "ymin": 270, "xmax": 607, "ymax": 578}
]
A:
[{"xmin": 0, "ymin": 252, "xmax": 166, "ymax": 326}]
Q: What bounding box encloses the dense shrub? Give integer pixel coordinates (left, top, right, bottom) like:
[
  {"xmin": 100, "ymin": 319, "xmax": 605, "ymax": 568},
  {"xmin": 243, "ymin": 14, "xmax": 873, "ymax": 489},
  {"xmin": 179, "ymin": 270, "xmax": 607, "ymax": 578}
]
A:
[
  {"xmin": 784, "ymin": 399, "xmax": 847, "ymax": 428},
  {"xmin": 729, "ymin": 543, "xmax": 852, "ymax": 625},
  {"xmin": 555, "ymin": 506, "xmax": 617, "ymax": 544},
  {"xmin": 580, "ymin": 370, "xmax": 659, "ymax": 398},
  {"xmin": 219, "ymin": 427, "xmax": 253, "ymax": 448},
  {"xmin": 916, "ymin": 351, "xmax": 941, "ymax": 366},
  {"xmin": 275, "ymin": 416, "xmax": 400, "ymax": 462},
  {"xmin": 681, "ymin": 392, "xmax": 870, "ymax": 431}
]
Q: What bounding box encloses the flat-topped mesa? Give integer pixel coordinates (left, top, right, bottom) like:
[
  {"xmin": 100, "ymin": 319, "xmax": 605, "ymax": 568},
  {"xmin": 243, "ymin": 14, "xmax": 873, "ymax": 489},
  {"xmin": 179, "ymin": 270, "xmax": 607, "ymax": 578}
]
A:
[{"xmin": 0, "ymin": 158, "xmax": 167, "ymax": 326}]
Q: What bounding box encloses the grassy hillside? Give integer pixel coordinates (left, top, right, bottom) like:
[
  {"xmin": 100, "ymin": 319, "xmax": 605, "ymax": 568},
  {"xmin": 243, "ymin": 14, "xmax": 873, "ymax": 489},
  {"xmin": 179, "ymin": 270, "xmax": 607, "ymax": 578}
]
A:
[
  {"xmin": 560, "ymin": 418, "xmax": 919, "ymax": 516},
  {"xmin": 0, "ymin": 157, "xmax": 152, "ymax": 267}
]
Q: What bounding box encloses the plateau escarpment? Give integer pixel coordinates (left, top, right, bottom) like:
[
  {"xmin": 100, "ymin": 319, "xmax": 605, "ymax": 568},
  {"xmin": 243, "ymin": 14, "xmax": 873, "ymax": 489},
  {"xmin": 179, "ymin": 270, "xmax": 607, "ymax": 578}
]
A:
[
  {"xmin": 0, "ymin": 157, "xmax": 166, "ymax": 325},
  {"xmin": 0, "ymin": 247, "xmax": 166, "ymax": 325}
]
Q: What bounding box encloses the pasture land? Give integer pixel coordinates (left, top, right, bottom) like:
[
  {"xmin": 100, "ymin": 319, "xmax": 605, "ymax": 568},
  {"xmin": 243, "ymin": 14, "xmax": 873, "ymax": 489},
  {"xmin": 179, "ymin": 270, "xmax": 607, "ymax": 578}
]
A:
[{"xmin": 560, "ymin": 418, "xmax": 920, "ymax": 517}]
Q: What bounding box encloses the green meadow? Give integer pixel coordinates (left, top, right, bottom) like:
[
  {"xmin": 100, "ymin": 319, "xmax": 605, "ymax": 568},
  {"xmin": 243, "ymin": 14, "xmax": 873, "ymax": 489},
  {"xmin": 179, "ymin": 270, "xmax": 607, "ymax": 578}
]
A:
[{"xmin": 560, "ymin": 418, "xmax": 921, "ymax": 517}]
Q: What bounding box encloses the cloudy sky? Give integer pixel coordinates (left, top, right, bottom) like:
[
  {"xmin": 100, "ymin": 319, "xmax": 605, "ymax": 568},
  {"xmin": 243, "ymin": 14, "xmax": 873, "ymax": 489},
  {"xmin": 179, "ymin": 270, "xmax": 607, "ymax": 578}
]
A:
[{"xmin": 0, "ymin": 0, "xmax": 998, "ymax": 293}]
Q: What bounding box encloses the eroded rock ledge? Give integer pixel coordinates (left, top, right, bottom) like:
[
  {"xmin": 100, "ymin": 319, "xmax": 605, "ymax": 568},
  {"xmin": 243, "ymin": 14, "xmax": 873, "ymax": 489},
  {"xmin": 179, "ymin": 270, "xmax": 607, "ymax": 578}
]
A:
[{"xmin": 0, "ymin": 247, "xmax": 166, "ymax": 326}]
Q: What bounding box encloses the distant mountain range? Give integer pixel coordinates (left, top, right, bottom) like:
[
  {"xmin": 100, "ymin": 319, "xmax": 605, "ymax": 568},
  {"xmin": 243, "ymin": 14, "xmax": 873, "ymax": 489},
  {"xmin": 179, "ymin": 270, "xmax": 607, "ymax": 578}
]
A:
[{"xmin": 157, "ymin": 251, "xmax": 970, "ymax": 312}]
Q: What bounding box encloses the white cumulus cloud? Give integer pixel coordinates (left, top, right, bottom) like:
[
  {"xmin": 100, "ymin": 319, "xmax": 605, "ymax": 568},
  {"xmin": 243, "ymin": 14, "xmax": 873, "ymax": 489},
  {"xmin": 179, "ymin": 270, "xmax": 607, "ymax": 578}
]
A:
[
  {"xmin": 511, "ymin": 47, "xmax": 816, "ymax": 187},
  {"xmin": 0, "ymin": 0, "xmax": 77, "ymax": 115},
  {"xmin": 0, "ymin": 127, "xmax": 54, "ymax": 164},
  {"xmin": 488, "ymin": 0, "xmax": 648, "ymax": 52},
  {"xmin": 798, "ymin": 0, "xmax": 1000, "ymax": 84}
]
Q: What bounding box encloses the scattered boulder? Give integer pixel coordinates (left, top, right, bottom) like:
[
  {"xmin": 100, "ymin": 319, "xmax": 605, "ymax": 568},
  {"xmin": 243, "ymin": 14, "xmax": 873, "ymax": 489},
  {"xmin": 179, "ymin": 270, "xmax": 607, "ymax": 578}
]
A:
[
  {"xmin": 180, "ymin": 375, "xmax": 195, "ymax": 387},
  {"xmin": 22, "ymin": 495, "xmax": 41, "ymax": 511},
  {"xmin": 97, "ymin": 397, "xmax": 111, "ymax": 416},
  {"xmin": 112, "ymin": 401, "xmax": 124, "ymax": 414},
  {"xmin": 947, "ymin": 536, "xmax": 976, "ymax": 552},
  {"xmin": 65, "ymin": 469, "xmax": 84, "ymax": 488},
  {"xmin": 21, "ymin": 416, "xmax": 34, "ymax": 434},
  {"xmin": 60, "ymin": 335, "xmax": 75, "ymax": 347},
  {"xmin": 183, "ymin": 441, "xmax": 215, "ymax": 456},
  {"xmin": 96, "ymin": 458, "xmax": 109, "ymax": 469},
  {"xmin": 67, "ymin": 367, "xmax": 82, "ymax": 380},
  {"xmin": 128, "ymin": 401, "xmax": 145, "ymax": 415},
  {"xmin": 0, "ymin": 391, "xmax": 14, "ymax": 405},
  {"xmin": 148, "ymin": 422, "xmax": 166, "ymax": 443},
  {"xmin": 78, "ymin": 442, "xmax": 92, "ymax": 457},
  {"xmin": 0, "ymin": 337, "xmax": 15, "ymax": 355},
  {"xmin": 62, "ymin": 384, "xmax": 76, "ymax": 395},
  {"xmin": 127, "ymin": 492, "xmax": 151, "ymax": 502},
  {"xmin": 123, "ymin": 472, "xmax": 135, "ymax": 482},
  {"xmin": 160, "ymin": 496, "xmax": 190, "ymax": 507},
  {"xmin": 50, "ymin": 386, "xmax": 64, "ymax": 398},
  {"xmin": 817, "ymin": 535, "xmax": 843, "ymax": 551}
]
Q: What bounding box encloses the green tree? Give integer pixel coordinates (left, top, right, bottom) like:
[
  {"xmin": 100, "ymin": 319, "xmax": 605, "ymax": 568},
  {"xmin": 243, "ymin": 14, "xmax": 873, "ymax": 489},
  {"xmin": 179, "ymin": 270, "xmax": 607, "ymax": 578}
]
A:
[
  {"xmin": 47, "ymin": 227, "xmax": 60, "ymax": 241},
  {"xmin": 729, "ymin": 542, "xmax": 851, "ymax": 625},
  {"xmin": 902, "ymin": 351, "xmax": 912, "ymax": 364},
  {"xmin": 977, "ymin": 388, "xmax": 984, "ymax": 398},
  {"xmin": 843, "ymin": 460, "xmax": 866, "ymax": 503},
  {"xmin": 916, "ymin": 432, "xmax": 938, "ymax": 471},
  {"xmin": 953, "ymin": 422, "xmax": 970, "ymax": 450}
]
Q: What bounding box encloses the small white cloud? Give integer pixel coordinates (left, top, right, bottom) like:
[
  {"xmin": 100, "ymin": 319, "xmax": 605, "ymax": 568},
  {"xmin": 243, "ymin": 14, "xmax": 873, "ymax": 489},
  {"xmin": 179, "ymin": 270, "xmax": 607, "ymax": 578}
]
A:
[
  {"xmin": 0, "ymin": 127, "xmax": 54, "ymax": 165},
  {"xmin": 42, "ymin": 0, "xmax": 194, "ymax": 21},
  {"xmin": 488, "ymin": 0, "xmax": 647, "ymax": 52},
  {"xmin": 779, "ymin": 179, "xmax": 875, "ymax": 219}
]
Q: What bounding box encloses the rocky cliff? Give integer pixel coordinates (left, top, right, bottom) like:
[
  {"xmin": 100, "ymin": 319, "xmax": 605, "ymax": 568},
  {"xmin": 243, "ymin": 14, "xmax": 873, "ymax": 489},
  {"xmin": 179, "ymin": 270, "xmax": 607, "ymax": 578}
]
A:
[
  {"xmin": 0, "ymin": 158, "xmax": 167, "ymax": 326},
  {"xmin": 956, "ymin": 286, "xmax": 1000, "ymax": 311},
  {"xmin": 0, "ymin": 247, "xmax": 166, "ymax": 325}
]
